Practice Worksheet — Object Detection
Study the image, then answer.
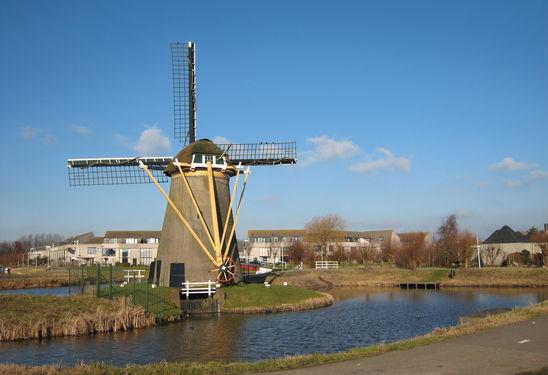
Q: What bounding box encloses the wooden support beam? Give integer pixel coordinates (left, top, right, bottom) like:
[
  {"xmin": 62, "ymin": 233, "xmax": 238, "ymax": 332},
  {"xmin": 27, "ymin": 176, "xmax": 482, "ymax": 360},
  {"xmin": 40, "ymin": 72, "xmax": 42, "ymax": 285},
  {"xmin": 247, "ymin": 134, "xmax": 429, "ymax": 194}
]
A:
[
  {"xmin": 206, "ymin": 161, "xmax": 222, "ymax": 261},
  {"xmin": 222, "ymin": 168, "xmax": 250, "ymax": 260},
  {"xmin": 219, "ymin": 163, "xmax": 241, "ymax": 260},
  {"xmin": 139, "ymin": 162, "xmax": 219, "ymax": 266},
  {"xmin": 174, "ymin": 159, "xmax": 216, "ymax": 251}
]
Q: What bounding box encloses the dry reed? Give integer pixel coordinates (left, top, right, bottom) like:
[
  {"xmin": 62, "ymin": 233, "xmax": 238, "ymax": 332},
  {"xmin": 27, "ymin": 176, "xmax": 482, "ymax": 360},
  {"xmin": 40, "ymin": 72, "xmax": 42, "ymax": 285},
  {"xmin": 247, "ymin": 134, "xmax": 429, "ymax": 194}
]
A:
[{"xmin": 0, "ymin": 295, "xmax": 156, "ymax": 342}]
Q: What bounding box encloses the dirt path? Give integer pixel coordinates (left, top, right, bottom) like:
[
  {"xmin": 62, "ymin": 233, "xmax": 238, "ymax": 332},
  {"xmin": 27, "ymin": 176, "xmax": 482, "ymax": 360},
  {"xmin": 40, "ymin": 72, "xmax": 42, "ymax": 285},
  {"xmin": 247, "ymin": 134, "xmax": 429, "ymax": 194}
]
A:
[{"xmin": 263, "ymin": 315, "xmax": 548, "ymax": 375}]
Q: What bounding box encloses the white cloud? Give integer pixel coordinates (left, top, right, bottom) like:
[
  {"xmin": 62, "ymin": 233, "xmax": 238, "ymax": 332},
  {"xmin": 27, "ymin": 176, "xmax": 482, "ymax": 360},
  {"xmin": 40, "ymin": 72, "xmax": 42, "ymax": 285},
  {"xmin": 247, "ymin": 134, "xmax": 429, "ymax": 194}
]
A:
[
  {"xmin": 212, "ymin": 136, "xmax": 231, "ymax": 144},
  {"xmin": 503, "ymin": 179, "xmax": 525, "ymax": 189},
  {"xmin": 133, "ymin": 126, "xmax": 171, "ymax": 156},
  {"xmin": 502, "ymin": 169, "xmax": 548, "ymax": 188},
  {"xmin": 300, "ymin": 135, "xmax": 359, "ymax": 167},
  {"xmin": 69, "ymin": 124, "xmax": 93, "ymax": 137},
  {"xmin": 18, "ymin": 126, "xmax": 39, "ymax": 140},
  {"xmin": 530, "ymin": 169, "xmax": 548, "ymax": 180},
  {"xmin": 42, "ymin": 134, "xmax": 57, "ymax": 145},
  {"xmin": 489, "ymin": 157, "xmax": 529, "ymax": 172},
  {"xmin": 350, "ymin": 148, "xmax": 411, "ymax": 174}
]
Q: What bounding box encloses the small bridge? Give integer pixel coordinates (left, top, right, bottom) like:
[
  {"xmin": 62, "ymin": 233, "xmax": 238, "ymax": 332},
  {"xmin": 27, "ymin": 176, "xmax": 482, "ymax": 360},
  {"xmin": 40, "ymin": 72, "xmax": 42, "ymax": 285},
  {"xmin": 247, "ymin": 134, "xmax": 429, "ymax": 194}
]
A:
[{"xmin": 400, "ymin": 282, "xmax": 440, "ymax": 290}]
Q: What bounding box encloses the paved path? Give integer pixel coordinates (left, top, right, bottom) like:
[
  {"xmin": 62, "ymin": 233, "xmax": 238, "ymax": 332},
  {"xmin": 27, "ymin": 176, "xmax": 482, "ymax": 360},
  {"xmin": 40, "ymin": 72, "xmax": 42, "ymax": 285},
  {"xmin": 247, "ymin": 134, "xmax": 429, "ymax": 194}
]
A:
[{"xmin": 266, "ymin": 315, "xmax": 548, "ymax": 375}]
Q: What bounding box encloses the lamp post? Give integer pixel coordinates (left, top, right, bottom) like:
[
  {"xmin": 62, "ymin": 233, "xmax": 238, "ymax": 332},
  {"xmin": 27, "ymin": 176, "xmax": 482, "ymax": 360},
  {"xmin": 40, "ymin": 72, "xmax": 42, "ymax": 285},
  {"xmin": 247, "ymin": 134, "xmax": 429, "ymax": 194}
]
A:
[{"xmin": 476, "ymin": 235, "xmax": 482, "ymax": 268}]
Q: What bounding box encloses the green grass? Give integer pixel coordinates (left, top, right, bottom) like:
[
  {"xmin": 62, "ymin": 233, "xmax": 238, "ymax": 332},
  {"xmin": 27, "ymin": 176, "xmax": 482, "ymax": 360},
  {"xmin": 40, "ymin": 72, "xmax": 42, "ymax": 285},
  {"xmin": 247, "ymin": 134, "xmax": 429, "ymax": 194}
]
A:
[
  {"xmin": 1, "ymin": 299, "xmax": 546, "ymax": 374},
  {"xmin": 222, "ymin": 284, "xmax": 330, "ymax": 313}
]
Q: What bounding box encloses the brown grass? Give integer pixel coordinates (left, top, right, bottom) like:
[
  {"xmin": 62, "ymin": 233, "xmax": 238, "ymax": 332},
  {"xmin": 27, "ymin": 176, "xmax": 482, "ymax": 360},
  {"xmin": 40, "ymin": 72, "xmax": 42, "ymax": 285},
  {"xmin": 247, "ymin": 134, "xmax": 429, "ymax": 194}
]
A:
[
  {"xmin": 267, "ymin": 267, "xmax": 548, "ymax": 290},
  {"xmin": 0, "ymin": 295, "xmax": 156, "ymax": 341}
]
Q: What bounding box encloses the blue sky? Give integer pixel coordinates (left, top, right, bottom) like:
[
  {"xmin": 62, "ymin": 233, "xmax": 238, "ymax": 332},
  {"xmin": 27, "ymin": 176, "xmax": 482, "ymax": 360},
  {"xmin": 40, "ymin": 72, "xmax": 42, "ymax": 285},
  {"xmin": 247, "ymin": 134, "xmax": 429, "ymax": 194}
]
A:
[{"xmin": 1, "ymin": 0, "xmax": 547, "ymax": 241}]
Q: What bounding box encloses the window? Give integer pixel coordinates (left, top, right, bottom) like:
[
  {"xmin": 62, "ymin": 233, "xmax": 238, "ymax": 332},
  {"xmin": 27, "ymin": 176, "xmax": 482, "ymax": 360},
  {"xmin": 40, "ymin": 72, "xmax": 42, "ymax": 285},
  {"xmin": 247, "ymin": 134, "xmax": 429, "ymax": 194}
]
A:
[
  {"xmin": 147, "ymin": 238, "xmax": 159, "ymax": 244},
  {"xmin": 104, "ymin": 238, "xmax": 118, "ymax": 244},
  {"xmin": 126, "ymin": 238, "xmax": 138, "ymax": 244},
  {"xmin": 140, "ymin": 249, "xmax": 154, "ymax": 265},
  {"xmin": 102, "ymin": 248, "xmax": 116, "ymax": 257},
  {"xmin": 87, "ymin": 247, "xmax": 97, "ymax": 255},
  {"xmin": 193, "ymin": 154, "xmax": 203, "ymax": 163},
  {"xmin": 205, "ymin": 155, "xmax": 213, "ymax": 163},
  {"xmin": 259, "ymin": 248, "xmax": 269, "ymax": 257},
  {"xmin": 121, "ymin": 249, "xmax": 129, "ymax": 264}
]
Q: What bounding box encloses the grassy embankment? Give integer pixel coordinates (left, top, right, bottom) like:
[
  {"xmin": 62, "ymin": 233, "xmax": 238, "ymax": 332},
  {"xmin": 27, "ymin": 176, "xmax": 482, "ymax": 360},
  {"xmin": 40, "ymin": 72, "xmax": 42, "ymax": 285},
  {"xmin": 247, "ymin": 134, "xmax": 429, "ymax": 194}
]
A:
[
  {"xmin": 0, "ymin": 266, "xmax": 148, "ymax": 290},
  {"xmin": 0, "ymin": 294, "xmax": 155, "ymax": 342},
  {"xmin": 221, "ymin": 284, "xmax": 333, "ymax": 313},
  {"xmin": 267, "ymin": 267, "xmax": 548, "ymax": 290},
  {"xmin": 101, "ymin": 283, "xmax": 182, "ymax": 321},
  {"xmin": 1, "ymin": 299, "xmax": 547, "ymax": 374}
]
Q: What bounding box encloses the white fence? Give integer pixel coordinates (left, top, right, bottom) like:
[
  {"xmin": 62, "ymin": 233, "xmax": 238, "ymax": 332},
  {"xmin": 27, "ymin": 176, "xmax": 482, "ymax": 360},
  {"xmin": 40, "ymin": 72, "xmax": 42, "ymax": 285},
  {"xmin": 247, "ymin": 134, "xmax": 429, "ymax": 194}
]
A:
[
  {"xmin": 123, "ymin": 269, "xmax": 145, "ymax": 283},
  {"xmin": 181, "ymin": 280, "xmax": 220, "ymax": 299},
  {"xmin": 315, "ymin": 261, "xmax": 339, "ymax": 270}
]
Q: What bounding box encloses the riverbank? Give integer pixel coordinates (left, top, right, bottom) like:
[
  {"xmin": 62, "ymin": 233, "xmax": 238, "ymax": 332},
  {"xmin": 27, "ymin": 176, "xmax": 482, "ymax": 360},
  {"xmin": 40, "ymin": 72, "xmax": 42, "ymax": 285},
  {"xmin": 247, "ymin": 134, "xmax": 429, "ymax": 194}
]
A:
[
  {"xmin": 221, "ymin": 284, "xmax": 333, "ymax": 313},
  {"xmin": 0, "ymin": 295, "xmax": 156, "ymax": 342},
  {"xmin": 0, "ymin": 298, "xmax": 546, "ymax": 374},
  {"xmin": 0, "ymin": 266, "xmax": 147, "ymax": 290},
  {"xmin": 266, "ymin": 267, "xmax": 548, "ymax": 290}
]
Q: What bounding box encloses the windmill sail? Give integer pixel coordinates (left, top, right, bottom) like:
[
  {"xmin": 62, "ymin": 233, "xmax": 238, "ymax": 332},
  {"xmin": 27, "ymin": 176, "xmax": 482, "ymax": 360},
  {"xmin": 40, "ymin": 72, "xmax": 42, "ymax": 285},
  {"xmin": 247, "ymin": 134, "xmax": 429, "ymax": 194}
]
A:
[
  {"xmin": 171, "ymin": 42, "xmax": 196, "ymax": 146},
  {"xmin": 67, "ymin": 157, "xmax": 171, "ymax": 186},
  {"xmin": 67, "ymin": 142, "xmax": 296, "ymax": 186}
]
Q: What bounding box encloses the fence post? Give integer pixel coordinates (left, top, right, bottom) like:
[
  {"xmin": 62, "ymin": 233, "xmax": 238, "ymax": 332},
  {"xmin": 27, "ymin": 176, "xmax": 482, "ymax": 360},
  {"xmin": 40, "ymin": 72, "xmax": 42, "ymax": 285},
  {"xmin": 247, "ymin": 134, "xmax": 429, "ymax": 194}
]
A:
[
  {"xmin": 109, "ymin": 264, "xmax": 113, "ymax": 300},
  {"xmin": 80, "ymin": 265, "xmax": 84, "ymax": 295},
  {"xmin": 145, "ymin": 280, "xmax": 149, "ymax": 312},
  {"xmin": 186, "ymin": 280, "xmax": 189, "ymax": 299},
  {"xmin": 68, "ymin": 267, "xmax": 71, "ymax": 296},
  {"xmin": 96, "ymin": 263, "xmax": 101, "ymax": 298}
]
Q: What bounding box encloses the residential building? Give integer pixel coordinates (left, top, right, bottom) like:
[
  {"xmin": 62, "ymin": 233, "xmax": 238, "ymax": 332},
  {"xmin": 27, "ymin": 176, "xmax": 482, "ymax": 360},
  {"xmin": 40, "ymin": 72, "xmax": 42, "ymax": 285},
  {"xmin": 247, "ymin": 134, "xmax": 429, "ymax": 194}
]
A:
[
  {"xmin": 29, "ymin": 230, "xmax": 161, "ymax": 266},
  {"xmin": 480, "ymin": 225, "xmax": 542, "ymax": 266},
  {"xmin": 245, "ymin": 229, "xmax": 401, "ymax": 263}
]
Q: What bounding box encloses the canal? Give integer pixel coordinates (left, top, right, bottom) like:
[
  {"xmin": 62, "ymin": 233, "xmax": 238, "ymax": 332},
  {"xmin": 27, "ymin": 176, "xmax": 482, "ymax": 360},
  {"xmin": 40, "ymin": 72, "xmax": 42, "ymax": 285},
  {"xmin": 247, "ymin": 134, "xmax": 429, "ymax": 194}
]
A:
[{"xmin": 0, "ymin": 287, "xmax": 546, "ymax": 366}]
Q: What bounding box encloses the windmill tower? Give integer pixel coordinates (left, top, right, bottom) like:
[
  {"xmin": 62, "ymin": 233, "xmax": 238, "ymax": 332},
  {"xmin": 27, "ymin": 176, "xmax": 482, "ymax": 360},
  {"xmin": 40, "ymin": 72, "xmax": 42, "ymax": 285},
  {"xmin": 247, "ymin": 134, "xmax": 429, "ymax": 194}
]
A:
[{"xmin": 67, "ymin": 42, "xmax": 297, "ymax": 287}]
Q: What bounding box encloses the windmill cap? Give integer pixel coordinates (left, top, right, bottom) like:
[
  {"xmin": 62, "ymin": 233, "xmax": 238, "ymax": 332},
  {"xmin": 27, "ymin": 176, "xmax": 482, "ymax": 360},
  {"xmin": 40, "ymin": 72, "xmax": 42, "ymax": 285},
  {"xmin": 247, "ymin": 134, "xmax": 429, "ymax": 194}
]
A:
[{"xmin": 164, "ymin": 138, "xmax": 230, "ymax": 176}]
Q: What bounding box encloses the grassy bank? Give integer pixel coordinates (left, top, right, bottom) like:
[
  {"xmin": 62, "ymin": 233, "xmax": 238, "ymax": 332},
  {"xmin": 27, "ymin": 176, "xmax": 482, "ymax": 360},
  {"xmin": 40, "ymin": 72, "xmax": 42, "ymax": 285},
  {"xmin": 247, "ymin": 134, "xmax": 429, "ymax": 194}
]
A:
[
  {"xmin": 267, "ymin": 267, "xmax": 548, "ymax": 290},
  {"xmin": 0, "ymin": 266, "xmax": 148, "ymax": 290},
  {"xmin": 0, "ymin": 295, "xmax": 155, "ymax": 342},
  {"xmin": 1, "ymin": 299, "xmax": 546, "ymax": 374},
  {"xmin": 221, "ymin": 284, "xmax": 333, "ymax": 313},
  {"xmin": 102, "ymin": 284, "xmax": 182, "ymax": 321}
]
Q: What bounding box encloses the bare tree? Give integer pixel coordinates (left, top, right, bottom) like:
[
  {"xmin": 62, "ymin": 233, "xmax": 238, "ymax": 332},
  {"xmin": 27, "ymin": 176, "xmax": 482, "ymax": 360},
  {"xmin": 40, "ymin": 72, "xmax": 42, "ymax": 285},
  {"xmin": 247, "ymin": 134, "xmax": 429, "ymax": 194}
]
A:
[
  {"xmin": 395, "ymin": 233, "xmax": 425, "ymax": 269},
  {"xmin": 531, "ymin": 232, "xmax": 548, "ymax": 266},
  {"xmin": 457, "ymin": 230, "xmax": 476, "ymax": 267},
  {"xmin": 357, "ymin": 242, "xmax": 375, "ymax": 266},
  {"xmin": 436, "ymin": 215, "xmax": 459, "ymax": 266},
  {"xmin": 287, "ymin": 241, "xmax": 306, "ymax": 264},
  {"xmin": 304, "ymin": 214, "xmax": 346, "ymax": 260},
  {"xmin": 482, "ymin": 246, "xmax": 503, "ymax": 266}
]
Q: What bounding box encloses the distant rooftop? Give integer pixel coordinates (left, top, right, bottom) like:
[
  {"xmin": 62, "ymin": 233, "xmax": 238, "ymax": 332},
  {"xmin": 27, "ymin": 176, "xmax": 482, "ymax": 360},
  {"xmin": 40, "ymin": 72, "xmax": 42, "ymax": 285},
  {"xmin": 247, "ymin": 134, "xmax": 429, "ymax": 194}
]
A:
[{"xmin": 483, "ymin": 225, "xmax": 529, "ymax": 244}]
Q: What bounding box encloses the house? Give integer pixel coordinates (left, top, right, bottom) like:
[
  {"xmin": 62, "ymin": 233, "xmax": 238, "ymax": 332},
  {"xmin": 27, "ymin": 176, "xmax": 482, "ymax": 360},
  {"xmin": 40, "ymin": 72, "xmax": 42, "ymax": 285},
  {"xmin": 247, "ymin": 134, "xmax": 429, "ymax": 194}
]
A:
[
  {"xmin": 480, "ymin": 225, "xmax": 542, "ymax": 266},
  {"xmin": 397, "ymin": 232, "xmax": 433, "ymax": 247},
  {"xmin": 29, "ymin": 230, "xmax": 161, "ymax": 266},
  {"xmin": 244, "ymin": 229, "xmax": 401, "ymax": 263}
]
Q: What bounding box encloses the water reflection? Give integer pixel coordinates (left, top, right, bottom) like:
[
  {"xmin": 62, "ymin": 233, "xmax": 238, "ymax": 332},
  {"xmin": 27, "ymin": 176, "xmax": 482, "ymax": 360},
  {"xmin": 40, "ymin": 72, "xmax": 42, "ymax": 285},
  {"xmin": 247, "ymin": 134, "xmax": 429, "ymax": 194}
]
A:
[{"xmin": 0, "ymin": 287, "xmax": 545, "ymax": 366}]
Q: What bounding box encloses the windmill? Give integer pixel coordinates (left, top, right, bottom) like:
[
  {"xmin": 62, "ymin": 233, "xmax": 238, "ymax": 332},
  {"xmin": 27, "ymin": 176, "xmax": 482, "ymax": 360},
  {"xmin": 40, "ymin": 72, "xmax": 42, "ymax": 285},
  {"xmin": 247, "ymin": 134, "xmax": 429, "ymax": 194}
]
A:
[{"xmin": 67, "ymin": 42, "xmax": 297, "ymax": 287}]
